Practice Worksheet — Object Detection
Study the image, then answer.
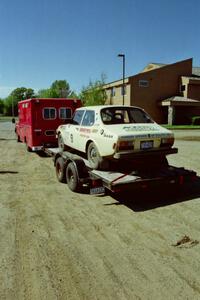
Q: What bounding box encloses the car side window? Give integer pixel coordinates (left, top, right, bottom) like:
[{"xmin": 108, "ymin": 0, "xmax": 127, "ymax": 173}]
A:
[
  {"xmin": 72, "ymin": 110, "xmax": 85, "ymax": 125},
  {"xmin": 81, "ymin": 111, "xmax": 95, "ymax": 126}
]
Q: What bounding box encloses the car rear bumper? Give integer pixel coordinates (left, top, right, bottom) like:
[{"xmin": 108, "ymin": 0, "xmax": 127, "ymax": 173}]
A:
[{"xmin": 113, "ymin": 147, "xmax": 178, "ymax": 159}]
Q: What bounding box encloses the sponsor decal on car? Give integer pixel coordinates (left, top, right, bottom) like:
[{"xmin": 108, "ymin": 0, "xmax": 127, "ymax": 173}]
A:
[
  {"xmin": 80, "ymin": 128, "xmax": 91, "ymax": 133},
  {"xmin": 121, "ymin": 133, "xmax": 172, "ymax": 139},
  {"xmin": 103, "ymin": 133, "xmax": 113, "ymax": 138},
  {"xmin": 123, "ymin": 125, "xmax": 159, "ymax": 132},
  {"xmin": 92, "ymin": 129, "xmax": 98, "ymax": 133}
]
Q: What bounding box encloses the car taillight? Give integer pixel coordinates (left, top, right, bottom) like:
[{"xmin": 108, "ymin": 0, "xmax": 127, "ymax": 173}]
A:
[
  {"xmin": 161, "ymin": 137, "xmax": 174, "ymax": 147},
  {"xmin": 118, "ymin": 140, "xmax": 134, "ymax": 151}
]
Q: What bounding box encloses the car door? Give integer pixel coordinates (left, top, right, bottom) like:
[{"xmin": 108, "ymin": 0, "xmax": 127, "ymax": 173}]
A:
[
  {"xmin": 77, "ymin": 110, "xmax": 95, "ymax": 151},
  {"xmin": 66, "ymin": 109, "xmax": 85, "ymax": 150}
]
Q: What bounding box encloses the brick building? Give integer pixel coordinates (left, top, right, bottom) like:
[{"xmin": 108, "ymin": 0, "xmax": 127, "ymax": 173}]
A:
[{"xmin": 103, "ymin": 58, "xmax": 200, "ymax": 124}]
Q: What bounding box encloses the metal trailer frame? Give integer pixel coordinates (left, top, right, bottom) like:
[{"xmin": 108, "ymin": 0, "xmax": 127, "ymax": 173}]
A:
[{"xmin": 45, "ymin": 147, "xmax": 197, "ymax": 195}]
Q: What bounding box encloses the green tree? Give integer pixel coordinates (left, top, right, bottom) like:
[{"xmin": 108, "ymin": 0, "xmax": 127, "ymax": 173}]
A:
[
  {"xmin": 51, "ymin": 80, "xmax": 72, "ymax": 97},
  {"xmin": 79, "ymin": 74, "xmax": 107, "ymax": 106},
  {"xmin": 0, "ymin": 99, "xmax": 4, "ymax": 114},
  {"xmin": 38, "ymin": 80, "xmax": 76, "ymax": 98},
  {"xmin": 4, "ymin": 87, "xmax": 35, "ymax": 116},
  {"xmin": 24, "ymin": 88, "xmax": 35, "ymax": 99},
  {"xmin": 3, "ymin": 95, "xmax": 15, "ymax": 116},
  {"xmin": 37, "ymin": 88, "xmax": 58, "ymax": 98}
]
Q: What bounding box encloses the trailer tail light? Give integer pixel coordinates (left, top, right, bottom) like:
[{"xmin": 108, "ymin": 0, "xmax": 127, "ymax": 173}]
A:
[
  {"xmin": 179, "ymin": 175, "xmax": 184, "ymax": 185},
  {"xmin": 160, "ymin": 137, "xmax": 174, "ymax": 147},
  {"xmin": 117, "ymin": 140, "xmax": 134, "ymax": 151},
  {"xmin": 91, "ymin": 178, "xmax": 102, "ymax": 187}
]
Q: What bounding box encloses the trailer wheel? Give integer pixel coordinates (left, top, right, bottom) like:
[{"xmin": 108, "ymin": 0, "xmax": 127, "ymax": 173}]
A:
[
  {"xmin": 55, "ymin": 157, "xmax": 66, "ymax": 183},
  {"xmin": 58, "ymin": 134, "xmax": 67, "ymax": 152},
  {"xmin": 87, "ymin": 142, "xmax": 104, "ymax": 170},
  {"xmin": 66, "ymin": 162, "xmax": 81, "ymax": 192}
]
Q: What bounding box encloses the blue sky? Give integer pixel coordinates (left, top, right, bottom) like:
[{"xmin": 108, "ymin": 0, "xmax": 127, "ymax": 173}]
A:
[{"xmin": 0, "ymin": 0, "xmax": 200, "ymax": 98}]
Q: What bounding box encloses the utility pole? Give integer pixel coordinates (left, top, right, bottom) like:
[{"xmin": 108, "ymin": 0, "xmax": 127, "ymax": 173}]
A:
[{"xmin": 118, "ymin": 54, "xmax": 125, "ymax": 105}]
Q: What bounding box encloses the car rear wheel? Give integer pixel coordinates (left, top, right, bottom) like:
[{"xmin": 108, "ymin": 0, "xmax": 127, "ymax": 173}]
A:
[{"xmin": 87, "ymin": 142, "xmax": 107, "ymax": 170}]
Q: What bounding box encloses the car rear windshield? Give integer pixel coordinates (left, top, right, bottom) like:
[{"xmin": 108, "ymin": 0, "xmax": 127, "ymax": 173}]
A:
[{"xmin": 101, "ymin": 107, "xmax": 153, "ymax": 125}]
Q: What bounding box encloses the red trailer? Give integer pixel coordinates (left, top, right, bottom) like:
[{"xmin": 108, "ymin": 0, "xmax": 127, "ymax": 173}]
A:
[{"xmin": 15, "ymin": 98, "xmax": 82, "ymax": 151}]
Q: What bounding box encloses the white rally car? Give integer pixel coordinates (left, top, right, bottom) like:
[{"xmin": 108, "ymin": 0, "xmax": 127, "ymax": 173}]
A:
[{"xmin": 57, "ymin": 105, "xmax": 177, "ymax": 169}]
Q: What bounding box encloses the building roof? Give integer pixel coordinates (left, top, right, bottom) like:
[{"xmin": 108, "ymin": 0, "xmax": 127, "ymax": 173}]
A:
[
  {"xmin": 141, "ymin": 62, "xmax": 167, "ymax": 72},
  {"xmin": 161, "ymin": 96, "xmax": 200, "ymax": 106},
  {"xmin": 104, "ymin": 58, "xmax": 199, "ymax": 87},
  {"xmin": 192, "ymin": 67, "xmax": 200, "ymax": 77},
  {"xmin": 103, "ymin": 77, "xmax": 129, "ymax": 88}
]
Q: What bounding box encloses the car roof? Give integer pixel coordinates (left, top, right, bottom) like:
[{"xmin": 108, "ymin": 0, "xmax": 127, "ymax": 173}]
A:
[{"xmin": 76, "ymin": 105, "xmax": 142, "ymax": 112}]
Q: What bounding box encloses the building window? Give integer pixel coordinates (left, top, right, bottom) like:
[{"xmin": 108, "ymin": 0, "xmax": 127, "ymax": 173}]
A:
[
  {"xmin": 121, "ymin": 85, "xmax": 126, "ymax": 96},
  {"xmin": 59, "ymin": 107, "xmax": 72, "ymax": 119},
  {"xmin": 110, "ymin": 87, "xmax": 115, "ymax": 97},
  {"xmin": 139, "ymin": 80, "xmax": 149, "ymax": 87},
  {"xmin": 43, "ymin": 108, "xmax": 56, "ymax": 119}
]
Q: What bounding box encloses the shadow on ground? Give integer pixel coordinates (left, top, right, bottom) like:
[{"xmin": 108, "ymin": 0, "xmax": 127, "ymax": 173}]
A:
[
  {"xmin": 0, "ymin": 138, "xmax": 16, "ymax": 141},
  {"xmin": 36, "ymin": 151, "xmax": 50, "ymax": 158},
  {"xmin": 105, "ymin": 178, "xmax": 200, "ymax": 212},
  {"xmin": 0, "ymin": 171, "xmax": 18, "ymax": 174}
]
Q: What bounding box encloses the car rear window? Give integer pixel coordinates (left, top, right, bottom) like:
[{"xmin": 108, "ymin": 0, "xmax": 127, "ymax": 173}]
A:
[{"xmin": 101, "ymin": 107, "xmax": 153, "ymax": 124}]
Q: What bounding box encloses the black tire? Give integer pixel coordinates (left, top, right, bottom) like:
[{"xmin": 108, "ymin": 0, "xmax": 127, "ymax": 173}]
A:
[
  {"xmin": 26, "ymin": 143, "xmax": 32, "ymax": 152},
  {"xmin": 58, "ymin": 133, "xmax": 67, "ymax": 151},
  {"xmin": 55, "ymin": 157, "xmax": 66, "ymax": 183},
  {"xmin": 66, "ymin": 162, "xmax": 81, "ymax": 192},
  {"xmin": 87, "ymin": 142, "xmax": 105, "ymax": 170}
]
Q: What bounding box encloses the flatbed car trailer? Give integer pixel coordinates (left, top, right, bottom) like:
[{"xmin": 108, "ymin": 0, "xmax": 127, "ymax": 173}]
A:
[{"xmin": 44, "ymin": 148, "xmax": 197, "ymax": 195}]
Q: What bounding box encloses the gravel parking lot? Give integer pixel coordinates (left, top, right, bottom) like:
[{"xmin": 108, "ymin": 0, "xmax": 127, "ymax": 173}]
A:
[{"xmin": 0, "ymin": 122, "xmax": 200, "ymax": 300}]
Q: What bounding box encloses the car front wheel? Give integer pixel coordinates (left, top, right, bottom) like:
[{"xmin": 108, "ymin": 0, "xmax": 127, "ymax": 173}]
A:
[
  {"xmin": 87, "ymin": 142, "xmax": 107, "ymax": 170},
  {"xmin": 58, "ymin": 133, "xmax": 67, "ymax": 152}
]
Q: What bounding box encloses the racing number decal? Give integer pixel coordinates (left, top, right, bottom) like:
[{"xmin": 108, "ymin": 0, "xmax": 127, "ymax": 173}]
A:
[{"xmin": 70, "ymin": 134, "xmax": 73, "ymax": 143}]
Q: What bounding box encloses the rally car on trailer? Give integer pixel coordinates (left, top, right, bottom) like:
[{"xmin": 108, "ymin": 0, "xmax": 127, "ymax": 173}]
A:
[{"xmin": 56, "ymin": 105, "xmax": 177, "ymax": 170}]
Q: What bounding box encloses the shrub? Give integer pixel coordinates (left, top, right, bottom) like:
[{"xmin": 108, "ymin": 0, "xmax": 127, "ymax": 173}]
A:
[{"xmin": 191, "ymin": 116, "xmax": 200, "ymax": 125}]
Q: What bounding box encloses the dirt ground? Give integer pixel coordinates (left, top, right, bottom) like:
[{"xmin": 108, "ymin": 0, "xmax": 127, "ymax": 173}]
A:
[{"xmin": 0, "ymin": 122, "xmax": 200, "ymax": 300}]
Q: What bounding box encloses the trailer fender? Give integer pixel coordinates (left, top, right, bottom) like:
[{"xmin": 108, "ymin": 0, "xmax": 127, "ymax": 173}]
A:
[{"xmin": 54, "ymin": 153, "xmax": 62, "ymax": 166}]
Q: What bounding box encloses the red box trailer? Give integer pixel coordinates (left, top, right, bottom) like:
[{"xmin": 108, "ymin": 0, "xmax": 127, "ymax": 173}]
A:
[{"xmin": 15, "ymin": 98, "xmax": 82, "ymax": 151}]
